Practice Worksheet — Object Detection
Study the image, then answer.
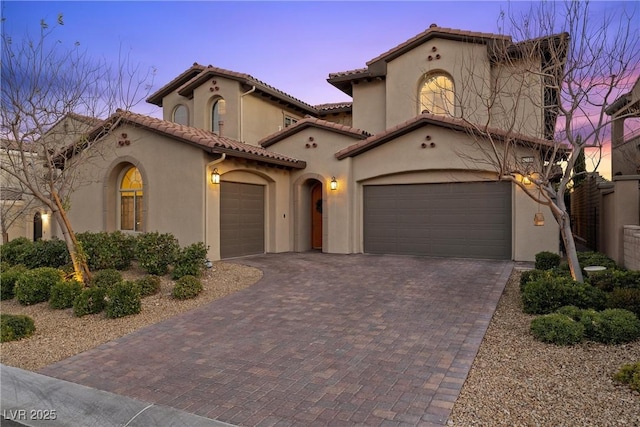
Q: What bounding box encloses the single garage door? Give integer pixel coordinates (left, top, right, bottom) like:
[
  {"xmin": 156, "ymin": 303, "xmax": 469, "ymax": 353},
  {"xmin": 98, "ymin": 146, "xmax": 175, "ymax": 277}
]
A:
[
  {"xmin": 364, "ymin": 182, "xmax": 511, "ymax": 259},
  {"xmin": 220, "ymin": 182, "xmax": 265, "ymax": 259}
]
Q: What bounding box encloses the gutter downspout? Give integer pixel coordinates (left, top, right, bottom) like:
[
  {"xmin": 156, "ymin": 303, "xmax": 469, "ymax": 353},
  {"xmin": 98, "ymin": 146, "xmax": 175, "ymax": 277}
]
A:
[
  {"xmin": 204, "ymin": 153, "xmax": 226, "ymax": 260},
  {"xmin": 240, "ymin": 85, "xmax": 256, "ymax": 143}
]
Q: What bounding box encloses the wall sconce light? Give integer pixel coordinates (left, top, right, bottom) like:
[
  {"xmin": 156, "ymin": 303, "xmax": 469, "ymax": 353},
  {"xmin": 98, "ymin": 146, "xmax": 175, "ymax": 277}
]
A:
[
  {"xmin": 330, "ymin": 176, "xmax": 338, "ymax": 191},
  {"xmin": 522, "ymin": 175, "xmax": 532, "ymax": 185},
  {"xmin": 211, "ymin": 168, "xmax": 220, "ymax": 184},
  {"xmin": 534, "ymin": 212, "xmax": 545, "ymax": 226},
  {"xmin": 41, "ymin": 212, "xmax": 50, "ymax": 221}
]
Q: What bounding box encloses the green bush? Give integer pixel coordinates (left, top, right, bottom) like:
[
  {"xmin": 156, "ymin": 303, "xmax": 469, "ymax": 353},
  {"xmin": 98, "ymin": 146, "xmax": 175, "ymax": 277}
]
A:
[
  {"xmin": 14, "ymin": 267, "xmax": 64, "ymax": 305},
  {"xmin": 556, "ymin": 305, "xmax": 583, "ymax": 320},
  {"xmin": 91, "ymin": 269, "xmax": 123, "ymax": 290},
  {"xmin": 0, "ymin": 265, "xmax": 27, "ymax": 300},
  {"xmin": 22, "ymin": 238, "xmax": 70, "ymax": 269},
  {"xmin": 73, "ymin": 287, "xmax": 107, "ymax": 317},
  {"xmin": 105, "ymin": 281, "xmax": 141, "ymax": 318},
  {"xmin": 590, "ymin": 270, "xmax": 640, "ymax": 292},
  {"xmin": 172, "ymin": 242, "xmax": 208, "ymax": 279},
  {"xmin": 49, "ymin": 280, "xmax": 83, "ymax": 309},
  {"xmin": 607, "ymin": 288, "xmax": 640, "ymax": 317},
  {"xmin": 522, "ymin": 276, "xmax": 607, "ymax": 314},
  {"xmin": 578, "ymin": 251, "xmax": 617, "ymax": 270},
  {"xmin": 1, "ymin": 237, "xmax": 33, "ymax": 266},
  {"xmin": 613, "ymin": 362, "xmax": 640, "ymax": 392},
  {"xmin": 591, "ymin": 309, "xmax": 640, "ymax": 345},
  {"xmin": 135, "ymin": 232, "xmax": 179, "ymax": 276},
  {"xmin": 577, "ymin": 308, "xmax": 601, "ymax": 340},
  {"xmin": 172, "ymin": 275, "xmax": 203, "ymax": 300},
  {"xmin": 136, "ymin": 275, "xmax": 161, "ymax": 297},
  {"xmin": 530, "ymin": 313, "xmax": 585, "ymax": 345},
  {"xmin": 1, "ymin": 314, "xmax": 36, "ymax": 342},
  {"xmin": 535, "ymin": 251, "xmax": 561, "ymax": 271},
  {"xmin": 77, "ymin": 231, "xmax": 136, "ymax": 271}
]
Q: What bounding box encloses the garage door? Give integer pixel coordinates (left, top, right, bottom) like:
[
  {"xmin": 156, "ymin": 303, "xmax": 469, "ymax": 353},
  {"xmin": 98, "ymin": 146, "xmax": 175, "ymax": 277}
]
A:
[
  {"xmin": 220, "ymin": 182, "xmax": 265, "ymax": 259},
  {"xmin": 363, "ymin": 182, "xmax": 511, "ymax": 259}
]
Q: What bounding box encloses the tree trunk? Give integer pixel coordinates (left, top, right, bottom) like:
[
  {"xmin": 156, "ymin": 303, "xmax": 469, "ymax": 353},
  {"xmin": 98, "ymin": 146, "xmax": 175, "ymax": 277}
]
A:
[
  {"xmin": 554, "ymin": 193, "xmax": 584, "ymax": 283},
  {"xmin": 51, "ymin": 191, "xmax": 92, "ymax": 284}
]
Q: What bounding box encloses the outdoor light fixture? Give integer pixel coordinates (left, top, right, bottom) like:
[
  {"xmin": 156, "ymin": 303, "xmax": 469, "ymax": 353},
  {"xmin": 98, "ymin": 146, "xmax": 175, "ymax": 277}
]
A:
[
  {"xmin": 534, "ymin": 212, "xmax": 545, "ymax": 226},
  {"xmin": 330, "ymin": 176, "xmax": 338, "ymax": 191},
  {"xmin": 522, "ymin": 175, "xmax": 532, "ymax": 185},
  {"xmin": 211, "ymin": 168, "xmax": 220, "ymax": 184},
  {"xmin": 41, "ymin": 212, "xmax": 50, "ymax": 221}
]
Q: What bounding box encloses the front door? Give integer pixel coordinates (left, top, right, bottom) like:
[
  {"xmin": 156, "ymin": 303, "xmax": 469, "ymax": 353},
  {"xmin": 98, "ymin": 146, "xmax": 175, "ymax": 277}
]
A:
[
  {"xmin": 311, "ymin": 183, "xmax": 322, "ymax": 249},
  {"xmin": 33, "ymin": 212, "xmax": 43, "ymax": 241}
]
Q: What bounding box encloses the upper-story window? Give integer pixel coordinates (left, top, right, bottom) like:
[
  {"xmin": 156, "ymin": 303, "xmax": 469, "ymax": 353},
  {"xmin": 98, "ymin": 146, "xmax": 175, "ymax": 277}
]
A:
[
  {"xmin": 284, "ymin": 115, "xmax": 298, "ymax": 128},
  {"xmin": 211, "ymin": 98, "xmax": 226, "ymax": 134},
  {"xmin": 173, "ymin": 105, "xmax": 188, "ymax": 125},
  {"xmin": 419, "ymin": 73, "xmax": 455, "ymax": 116},
  {"xmin": 120, "ymin": 166, "xmax": 143, "ymax": 232}
]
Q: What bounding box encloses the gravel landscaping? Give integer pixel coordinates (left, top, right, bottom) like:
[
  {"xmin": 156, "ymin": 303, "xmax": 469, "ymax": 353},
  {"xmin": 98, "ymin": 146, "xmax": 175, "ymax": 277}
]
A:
[{"xmin": 1, "ymin": 262, "xmax": 639, "ymax": 425}]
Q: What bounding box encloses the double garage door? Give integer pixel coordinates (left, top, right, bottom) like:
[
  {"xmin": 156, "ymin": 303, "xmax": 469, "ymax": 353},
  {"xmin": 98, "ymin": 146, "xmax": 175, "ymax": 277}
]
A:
[
  {"xmin": 364, "ymin": 182, "xmax": 512, "ymax": 259},
  {"xmin": 220, "ymin": 182, "xmax": 264, "ymax": 259}
]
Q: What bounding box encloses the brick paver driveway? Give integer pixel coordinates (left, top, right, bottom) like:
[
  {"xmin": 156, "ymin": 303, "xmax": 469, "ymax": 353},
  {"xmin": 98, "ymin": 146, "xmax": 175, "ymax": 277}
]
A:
[{"xmin": 40, "ymin": 253, "xmax": 512, "ymax": 426}]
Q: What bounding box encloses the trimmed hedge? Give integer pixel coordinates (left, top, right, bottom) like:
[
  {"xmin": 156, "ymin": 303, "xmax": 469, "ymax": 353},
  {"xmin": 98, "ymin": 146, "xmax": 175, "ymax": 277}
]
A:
[
  {"xmin": 577, "ymin": 251, "xmax": 617, "ymax": 270},
  {"xmin": 0, "ymin": 237, "xmax": 32, "ymax": 266},
  {"xmin": 105, "ymin": 281, "xmax": 141, "ymax": 318},
  {"xmin": 1, "ymin": 265, "xmax": 27, "ymax": 300},
  {"xmin": 172, "ymin": 242, "xmax": 208, "ymax": 280},
  {"xmin": 521, "ymin": 276, "xmax": 607, "ymax": 314},
  {"xmin": 136, "ymin": 275, "xmax": 161, "ymax": 297},
  {"xmin": 530, "ymin": 313, "xmax": 584, "ymax": 345},
  {"xmin": 135, "ymin": 232, "xmax": 179, "ymax": 276},
  {"xmin": 14, "ymin": 267, "xmax": 64, "ymax": 305},
  {"xmin": 77, "ymin": 231, "xmax": 136, "ymax": 271},
  {"xmin": 91, "ymin": 269, "xmax": 123, "ymax": 290},
  {"xmin": 73, "ymin": 287, "xmax": 107, "ymax": 317},
  {"xmin": 607, "ymin": 288, "xmax": 640, "ymax": 317},
  {"xmin": 50, "ymin": 280, "xmax": 84, "ymax": 309},
  {"xmin": 172, "ymin": 275, "xmax": 202, "ymax": 300},
  {"xmin": 589, "ymin": 270, "xmax": 640, "ymax": 292},
  {"xmin": 535, "ymin": 251, "xmax": 561, "ymax": 271},
  {"xmin": 1, "ymin": 313, "xmax": 36, "ymax": 342},
  {"xmin": 591, "ymin": 309, "xmax": 640, "ymax": 345}
]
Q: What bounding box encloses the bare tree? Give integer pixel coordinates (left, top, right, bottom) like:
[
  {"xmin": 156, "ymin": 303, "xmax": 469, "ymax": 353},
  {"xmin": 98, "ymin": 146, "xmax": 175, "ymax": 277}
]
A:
[
  {"xmin": 450, "ymin": 1, "xmax": 639, "ymax": 282},
  {"xmin": 1, "ymin": 15, "xmax": 154, "ymax": 282}
]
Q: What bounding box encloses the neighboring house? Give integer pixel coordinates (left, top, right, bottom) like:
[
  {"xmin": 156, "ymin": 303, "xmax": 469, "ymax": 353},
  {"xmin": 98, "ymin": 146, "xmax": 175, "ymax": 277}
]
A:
[{"xmin": 62, "ymin": 25, "xmax": 562, "ymax": 262}]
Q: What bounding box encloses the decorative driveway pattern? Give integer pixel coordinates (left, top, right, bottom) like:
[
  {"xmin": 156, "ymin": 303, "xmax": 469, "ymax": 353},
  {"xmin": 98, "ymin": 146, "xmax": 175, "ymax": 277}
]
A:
[{"xmin": 40, "ymin": 253, "xmax": 512, "ymax": 426}]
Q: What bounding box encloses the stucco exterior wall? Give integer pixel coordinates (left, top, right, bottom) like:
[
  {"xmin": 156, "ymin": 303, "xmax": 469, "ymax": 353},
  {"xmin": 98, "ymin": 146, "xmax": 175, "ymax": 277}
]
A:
[
  {"xmin": 67, "ymin": 125, "xmax": 209, "ymax": 248},
  {"xmin": 161, "ymin": 92, "xmax": 195, "ymax": 126},
  {"xmin": 352, "ymin": 80, "xmax": 386, "ymax": 134},
  {"xmin": 624, "ymin": 225, "xmax": 640, "ymax": 270},
  {"xmin": 241, "ymin": 95, "xmax": 305, "ymax": 145},
  {"xmin": 191, "ymin": 77, "xmax": 241, "ymax": 138},
  {"xmin": 600, "ymin": 177, "xmax": 640, "ymax": 265}
]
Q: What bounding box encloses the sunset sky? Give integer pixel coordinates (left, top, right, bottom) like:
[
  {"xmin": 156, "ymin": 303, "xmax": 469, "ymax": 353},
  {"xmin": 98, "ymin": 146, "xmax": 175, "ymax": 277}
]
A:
[{"xmin": 3, "ymin": 1, "xmax": 639, "ymax": 178}]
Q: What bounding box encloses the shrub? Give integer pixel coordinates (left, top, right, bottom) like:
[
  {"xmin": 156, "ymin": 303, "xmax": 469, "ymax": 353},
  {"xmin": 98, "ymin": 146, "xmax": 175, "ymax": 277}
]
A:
[
  {"xmin": 135, "ymin": 232, "xmax": 179, "ymax": 276},
  {"xmin": 577, "ymin": 251, "xmax": 617, "ymax": 270},
  {"xmin": 22, "ymin": 238, "xmax": 70, "ymax": 269},
  {"xmin": 613, "ymin": 362, "xmax": 640, "ymax": 392},
  {"xmin": 589, "ymin": 270, "xmax": 619, "ymax": 292},
  {"xmin": 535, "ymin": 251, "xmax": 561, "ymax": 271},
  {"xmin": 136, "ymin": 275, "xmax": 162, "ymax": 297},
  {"xmin": 530, "ymin": 313, "xmax": 585, "ymax": 345},
  {"xmin": 607, "ymin": 288, "xmax": 640, "ymax": 317},
  {"xmin": 522, "ymin": 276, "xmax": 607, "ymax": 314},
  {"xmin": 91, "ymin": 269, "xmax": 123, "ymax": 290},
  {"xmin": 172, "ymin": 275, "xmax": 202, "ymax": 300},
  {"xmin": 556, "ymin": 305, "xmax": 583, "ymax": 320},
  {"xmin": 49, "ymin": 280, "xmax": 83, "ymax": 309},
  {"xmin": 0, "ymin": 237, "xmax": 32, "ymax": 266},
  {"xmin": 0, "ymin": 265, "xmax": 27, "ymax": 300},
  {"xmin": 577, "ymin": 309, "xmax": 601, "ymax": 340},
  {"xmin": 77, "ymin": 231, "xmax": 136, "ymax": 271},
  {"xmin": 1, "ymin": 314, "xmax": 36, "ymax": 342},
  {"xmin": 590, "ymin": 270, "xmax": 640, "ymax": 292},
  {"xmin": 172, "ymin": 242, "xmax": 208, "ymax": 280},
  {"xmin": 105, "ymin": 281, "xmax": 141, "ymax": 318},
  {"xmin": 591, "ymin": 309, "xmax": 640, "ymax": 345},
  {"xmin": 14, "ymin": 267, "xmax": 64, "ymax": 305},
  {"xmin": 73, "ymin": 287, "xmax": 107, "ymax": 317}
]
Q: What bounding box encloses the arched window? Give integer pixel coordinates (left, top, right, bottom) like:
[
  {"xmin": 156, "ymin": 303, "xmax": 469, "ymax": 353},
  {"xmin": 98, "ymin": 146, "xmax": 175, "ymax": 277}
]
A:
[
  {"xmin": 120, "ymin": 167, "xmax": 143, "ymax": 232},
  {"xmin": 419, "ymin": 73, "xmax": 455, "ymax": 116},
  {"xmin": 211, "ymin": 98, "xmax": 226, "ymax": 134},
  {"xmin": 173, "ymin": 105, "xmax": 188, "ymax": 125}
]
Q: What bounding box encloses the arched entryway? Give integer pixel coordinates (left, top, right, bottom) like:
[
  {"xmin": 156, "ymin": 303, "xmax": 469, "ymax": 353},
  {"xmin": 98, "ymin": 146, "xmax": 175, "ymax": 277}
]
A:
[
  {"xmin": 311, "ymin": 182, "xmax": 323, "ymax": 249},
  {"xmin": 33, "ymin": 212, "xmax": 43, "ymax": 241}
]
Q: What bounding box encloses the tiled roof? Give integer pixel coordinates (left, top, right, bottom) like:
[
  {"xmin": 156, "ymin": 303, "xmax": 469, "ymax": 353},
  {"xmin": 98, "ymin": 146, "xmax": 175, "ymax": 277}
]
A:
[
  {"xmin": 366, "ymin": 25, "xmax": 510, "ymax": 66},
  {"xmin": 327, "ymin": 68, "xmax": 370, "ymax": 80},
  {"xmin": 79, "ymin": 110, "xmax": 306, "ymax": 169},
  {"xmin": 146, "ymin": 63, "xmax": 207, "ymax": 106},
  {"xmin": 176, "ymin": 65, "xmax": 317, "ymax": 115},
  {"xmin": 259, "ymin": 117, "xmax": 370, "ymax": 148},
  {"xmin": 315, "ymin": 102, "xmax": 353, "ymax": 112},
  {"xmin": 335, "ymin": 112, "xmax": 557, "ymax": 159}
]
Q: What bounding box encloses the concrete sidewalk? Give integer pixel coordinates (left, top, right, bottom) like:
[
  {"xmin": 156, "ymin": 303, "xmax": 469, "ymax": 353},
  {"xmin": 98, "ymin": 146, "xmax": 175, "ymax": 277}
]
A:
[{"xmin": 1, "ymin": 364, "xmax": 233, "ymax": 427}]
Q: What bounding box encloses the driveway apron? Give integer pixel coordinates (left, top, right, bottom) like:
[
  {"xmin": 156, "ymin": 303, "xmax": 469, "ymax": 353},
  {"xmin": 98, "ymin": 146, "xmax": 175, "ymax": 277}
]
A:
[{"xmin": 39, "ymin": 253, "xmax": 512, "ymax": 426}]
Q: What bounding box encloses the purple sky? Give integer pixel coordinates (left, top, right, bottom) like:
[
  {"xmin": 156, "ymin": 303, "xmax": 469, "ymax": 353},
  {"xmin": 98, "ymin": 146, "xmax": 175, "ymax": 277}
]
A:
[{"xmin": 3, "ymin": 1, "xmax": 638, "ymax": 177}]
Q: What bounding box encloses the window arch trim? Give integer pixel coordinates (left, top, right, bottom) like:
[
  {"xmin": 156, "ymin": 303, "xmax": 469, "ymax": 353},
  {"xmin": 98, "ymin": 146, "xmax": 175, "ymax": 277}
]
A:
[
  {"xmin": 172, "ymin": 104, "xmax": 189, "ymax": 125},
  {"xmin": 418, "ymin": 71, "xmax": 455, "ymax": 117}
]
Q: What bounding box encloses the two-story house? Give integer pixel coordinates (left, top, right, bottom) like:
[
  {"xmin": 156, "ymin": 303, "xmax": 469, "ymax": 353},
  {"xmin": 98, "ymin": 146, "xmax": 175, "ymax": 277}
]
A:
[{"xmin": 64, "ymin": 25, "xmax": 561, "ymax": 261}]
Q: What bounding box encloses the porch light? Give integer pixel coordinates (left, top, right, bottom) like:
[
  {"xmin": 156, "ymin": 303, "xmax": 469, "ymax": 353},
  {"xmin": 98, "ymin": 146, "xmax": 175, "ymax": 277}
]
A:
[
  {"xmin": 41, "ymin": 212, "xmax": 50, "ymax": 221},
  {"xmin": 211, "ymin": 168, "xmax": 220, "ymax": 184},
  {"xmin": 522, "ymin": 175, "xmax": 532, "ymax": 185},
  {"xmin": 330, "ymin": 176, "xmax": 338, "ymax": 191},
  {"xmin": 534, "ymin": 212, "xmax": 545, "ymax": 226}
]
